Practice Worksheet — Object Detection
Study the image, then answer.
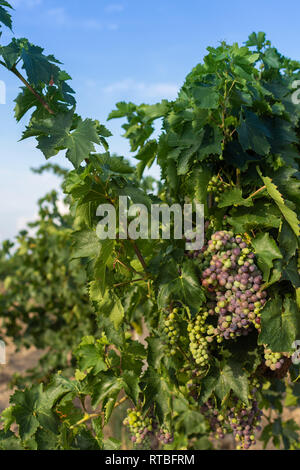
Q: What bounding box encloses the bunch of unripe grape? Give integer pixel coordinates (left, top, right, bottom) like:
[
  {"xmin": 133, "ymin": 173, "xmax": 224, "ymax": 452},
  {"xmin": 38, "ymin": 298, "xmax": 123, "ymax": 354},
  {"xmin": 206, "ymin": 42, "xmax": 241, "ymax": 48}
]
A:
[
  {"xmin": 187, "ymin": 309, "xmax": 213, "ymax": 368},
  {"xmin": 123, "ymin": 407, "xmax": 174, "ymax": 447},
  {"xmin": 163, "ymin": 308, "xmax": 180, "ymax": 356},
  {"xmin": 123, "ymin": 408, "xmax": 153, "ymax": 445},
  {"xmin": 200, "ymin": 400, "xmax": 227, "ymax": 439},
  {"xmin": 200, "ymin": 230, "xmax": 267, "ymax": 340},
  {"xmin": 228, "ymin": 397, "xmax": 262, "ymax": 450},
  {"xmin": 263, "ymin": 348, "xmax": 290, "ymax": 371},
  {"xmin": 157, "ymin": 426, "xmax": 174, "ymax": 445},
  {"xmin": 207, "ymin": 175, "xmax": 233, "ymax": 203},
  {"xmin": 228, "ymin": 379, "xmax": 262, "ymax": 450},
  {"xmin": 200, "ymin": 379, "xmax": 262, "ymax": 450}
]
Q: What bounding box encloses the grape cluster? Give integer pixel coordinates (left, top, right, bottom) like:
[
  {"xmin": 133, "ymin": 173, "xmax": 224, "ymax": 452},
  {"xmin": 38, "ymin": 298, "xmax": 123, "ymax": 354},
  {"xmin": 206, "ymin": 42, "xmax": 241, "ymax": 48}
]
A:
[
  {"xmin": 228, "ymin": 397, "xmax": 262, "ymax": 450},
  {"xmin": 200, "ymin": 380, "xmax": 262, "ymax": 450},
  {"xmin": 187, "ymin": 309, "xmax": 213, "ymax": 368},
  {"xmin": 123, "ymin": 407, "xmax": 174, "ymax": 448},
  {"xmin": 123, "ymin": 408, "xmax": 153, "ymax": 445},
  {"xmin": 157, "ymin": 426, "xmax": 174, "ymax": 445},
  {"xmin": 207, "ymin": 176, "xmax": 233, "ymax": 203},
  {"xmin": 200, "ymin": 400, "xmax": 227, "ymax": 439},
  {"xmin": 263, "ymin": 348, "xmax": 290, "ymax": 371},
  {"xmin": 201, "ymin": 231, "xmax": 266, "ymax": 340},
  {"xmin": 163, "ymin": 308, "xmax": 179, "ymax": 355}
]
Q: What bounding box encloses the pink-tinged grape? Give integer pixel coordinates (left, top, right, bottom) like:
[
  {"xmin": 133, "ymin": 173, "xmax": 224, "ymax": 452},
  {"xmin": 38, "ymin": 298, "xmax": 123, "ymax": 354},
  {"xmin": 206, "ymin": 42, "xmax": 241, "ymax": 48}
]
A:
[
  {"xmin": 201, "ymin": 378, "xmax": 262, "ymax": 450},
  {"xmin": 123, "ymin": 408, "xmax": 153, "ymax": 446},
  {"xmin": 198, "ymin": 231, "xmax": 266, "ymax": 340},
  {"xmin": 157, "ymin": 427, "xmax": 174, "ymax": 444},
  {"xmin": 263, "ymin": 348, "xmax": 290, "ymax": 371}
]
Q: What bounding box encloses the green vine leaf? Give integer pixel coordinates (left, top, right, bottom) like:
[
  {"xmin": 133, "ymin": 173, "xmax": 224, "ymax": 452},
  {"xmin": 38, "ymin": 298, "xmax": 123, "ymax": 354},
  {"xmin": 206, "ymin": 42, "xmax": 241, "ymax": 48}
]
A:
[
  {"xmin": 251, "ymin": 232, "xmax": 282, "ymax": 281},
  {"xmin": 157, "ymin": 260, "xmax": 205, "ymax": 310},
  {"xmin": 72, "ymin": 230, "xmax": 101, "ymax": 260},
  {"xmin": 258, "ymin": 294, "xmax": 300, "ymax": 352},
  {"xmin": 0, "ymin": 1, "xmax": 13, "ymax": 30},
  {"xmin": 238, "ymin": 111, "xmax": 271, "ymax": 155},
  {"xmin": 215, "ymin": 360, "xmax": 249, "ymax": 405},
  {"xmin": 22, "ymin": 110, "xmax": 100, "ymax": 168},
  {"xmin": 10, "ymin": 384, "xmax": 59, "ymax": 441},
  {"xmin": 258, "ymin": 169, "xmax": 300, "ymax": 237},
  {"xmin": 217, "ymin": 187, "xmax": 253, "ymax": 208},
  {"xmin": 21, "ymin": 43, "xmax": 61, "ymax": 86}
]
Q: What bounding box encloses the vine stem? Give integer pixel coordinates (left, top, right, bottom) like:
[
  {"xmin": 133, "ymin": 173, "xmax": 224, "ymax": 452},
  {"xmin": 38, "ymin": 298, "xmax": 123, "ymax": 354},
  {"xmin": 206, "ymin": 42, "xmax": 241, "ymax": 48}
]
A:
[
  {"xmin": 0, "ymin": 61, "xmax": 55, "ymax": 115},
  {"xmin": 129, "ymin": 239, "xmax": 148, "ymax": 273},
  {"xmin": 69, "ymin": 396, "xmax": 128, "ymax": 429},
  {"xmin": 247, "ymin": 185, "xmax": 266, "ymax": 200},
  {"xmin": 114, "ymin": 258, "xmax": 144, "ymax": 276}
]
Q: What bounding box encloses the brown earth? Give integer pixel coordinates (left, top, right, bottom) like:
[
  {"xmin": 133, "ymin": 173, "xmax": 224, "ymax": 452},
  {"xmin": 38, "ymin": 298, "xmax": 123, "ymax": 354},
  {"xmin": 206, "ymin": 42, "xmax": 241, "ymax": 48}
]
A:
[{"xmin": 0, "ymin": 337, "xmax": 43, "ymax": 412}]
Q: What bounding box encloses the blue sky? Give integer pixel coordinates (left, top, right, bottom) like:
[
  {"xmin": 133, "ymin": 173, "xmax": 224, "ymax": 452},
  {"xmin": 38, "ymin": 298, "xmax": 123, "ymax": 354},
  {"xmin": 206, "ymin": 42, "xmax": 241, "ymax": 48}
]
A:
[{"xmin": 1, "ymin": 0, "xmax": 300, "ymax": 241}]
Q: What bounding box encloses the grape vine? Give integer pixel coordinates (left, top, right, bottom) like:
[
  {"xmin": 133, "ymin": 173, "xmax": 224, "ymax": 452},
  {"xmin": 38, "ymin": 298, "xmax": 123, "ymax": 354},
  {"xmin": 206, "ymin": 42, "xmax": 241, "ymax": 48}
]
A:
[{"xmin": 0, "ymin": 4, "xmax": 299, "ymax": 451}]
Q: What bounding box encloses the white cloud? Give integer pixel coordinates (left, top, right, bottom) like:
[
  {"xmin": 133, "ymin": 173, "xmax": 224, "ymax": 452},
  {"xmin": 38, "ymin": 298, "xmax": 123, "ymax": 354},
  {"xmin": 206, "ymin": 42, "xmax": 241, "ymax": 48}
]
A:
[
  {"xmin": 47, "ymin": 7, "xmax": 67, "ymax": 26},
  {"xmin": 15, "ymin": 198, "xmax": 69, "ymax": 237},
  {"xmin": 16, "ymin": 214, "xmax": 38, "ymax": 235},
  {"xmin": 81, "ymin": 19, "xmax": 103, "ymax": 31},
  {"xmin": 10, "ymin": 0, "xmax": 42, "ymax": 8},
  {"xmin": 105, "ymin": 3, "xmax": 124, "ymax": 13},
  {"xmin": 46, "ymin": 8, "xmax": 116, "ymax": 31},
  {"xmin": 103, "ymin": 79, "xmax": 179, "ymax": 100},
  {"xmin": 56, "ymin": 200, "xmax": 69, "ymax": 216}
]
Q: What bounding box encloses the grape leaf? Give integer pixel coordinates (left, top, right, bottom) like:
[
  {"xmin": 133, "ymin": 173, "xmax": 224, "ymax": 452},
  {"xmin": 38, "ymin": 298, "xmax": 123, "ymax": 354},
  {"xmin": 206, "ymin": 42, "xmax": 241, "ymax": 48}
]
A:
[
  {"xmin": 0, "ymin": 430, "xmax": 23, "ymax": 450},
  {"xmin": 251, "ymin": 232, "xmax": 282, "ymax": 281},
  {"xmin": 215, "ymin": 360, "xmax": 249, "ymax": 405},
  {"xmin": 258, "ymin": 169, "xmax": 300, "ymax": 237},
  {"xmin": 0, "ymin": 39, "xmax": 21, "ymax": 68},
  {"xmin": 21, "ymin": 44, "xmax": 61, "ymax": 86},
  {"xmin": 22, "ymin": 111, "xmax": 100, "ymax": 168},
  {"xmin": 228, "ymin": 201, "xmax": 281, "ymax": 232},
  {"xmin": 157, "ymin": 260, "xmax": 206, "ymax": 310},
  {"xmin": 91, "ymin": 374, "xmax": 124, "ymax": 408},
  {"xmin": 94, "ymin": 290, "xmax": 124, "ymax": 328},
  {"xmin": 258, "ymin": 294, "xmax": 300, "ymax": 352},
  {"xmin": 238, "ymin": 111, "xmax": 271, "ymax": 155},
  {"xmin": 0, "ymin": 1, "xmax": 12, "ymax": 30},
  {"xmin": 72, "ymin": 230, "xmax": 101, "ymax": 259},
  {"xmin": 217, "ymin": 187, "xmax": 253, "ymax": 208},
  {"xmin": 122, "ymin": 370, "xmax": 140, "ymax": 405},
  {"xmin": 10, "ymin": 384, "xmax": 59, "ymax": 441},
  {"xmin": 190, "ymin": 85, "xmax": 219, "ymax": 109},
  {"xmin": 75, "ymin": 337, "xmax": 108, "ymax": 375},
  {"xmin": 65, "ymin": 118, "xmax": 100, "ymax": 168},
  {"xmin": 14, "ymin": 86, "xmax": 39, "ymax": 121},
  {"xmin": 278, "ymin": 222, "xmax": 299, "ymax": 263},
  {"xmin": 143, "ymin": 369, "xmax": 172, "ymax": 424}
]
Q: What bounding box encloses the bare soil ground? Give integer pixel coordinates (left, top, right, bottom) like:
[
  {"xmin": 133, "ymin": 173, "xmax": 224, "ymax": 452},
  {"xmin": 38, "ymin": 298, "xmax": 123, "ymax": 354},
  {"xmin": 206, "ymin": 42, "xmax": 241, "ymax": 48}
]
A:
[{"xmin": 0, "ymin": 338, "xmax": 43, "ymax": 412}]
